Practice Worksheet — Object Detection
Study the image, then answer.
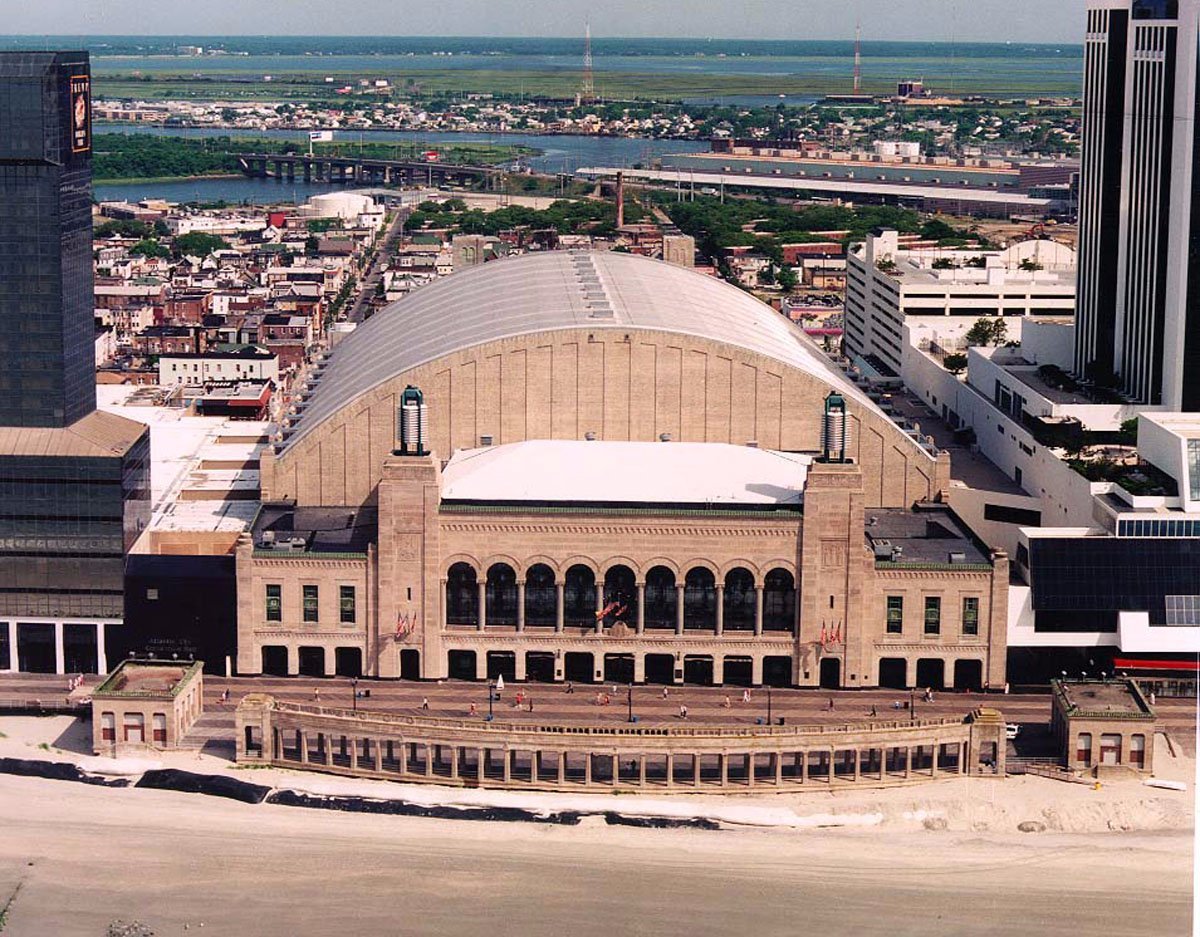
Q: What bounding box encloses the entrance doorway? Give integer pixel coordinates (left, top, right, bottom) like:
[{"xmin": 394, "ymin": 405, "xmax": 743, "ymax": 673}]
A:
[
  {"xmin": 684, "ymin": 656, "xmax": 714, "ymax": 686},
  {"xmin": 604, "ymin": 654, "xmax": 634, "ymax": 685},
  {"xmin": 953, "ymin": 659, "xmax": 983, "ymax": 691},
  {"xmin": 448, "ymin": 650, "xmax": 476, "ymax": 681},
  {"xmin": 644, "ymin": 654, "xmax": 675, "ymax": 685},
  {"xmin": 819, "ymin": 657, "xmax": 841, "ymax": 689},
  {"xmin": 525, "ymin": 652, "xmax": 555, "ymax": 683},
  {"xmin": 722, "ymin": 657, "xmax": 752, "ymax": 687},
  {"xmin": 486, "ymin": 651, "xmax": 516, "ymax": 682},
  {"xmin": 399, "ymin": 649, "xmax": 421, "ymax": 680},
  {"xmin": 763, "ymin": 656, "xmax": 792, "ymax": 687},
  {"xmin": 878, "ymin": 658, "xmax": 908, "ymax": 689},
  {"xmin": 334, "ymin": 647, "xmax": 362, "ymax": 678},
  {"xmin": 261, "ymin": 645, "xmax": 288, "ymax": 676},
  {"xmin": 916, "ymin": 658, "xmax": 945, "ymax": 691},
  {"xmin": 16, "ymin": 623, "xmax": 55, "ymax": 673},
  {"xmin": 563, "ymin": 652, "xmax": 594, "ymax": 684},
  {"xmin": 297, "ymin": 646, "xmax": 325, "ymax": 677}
]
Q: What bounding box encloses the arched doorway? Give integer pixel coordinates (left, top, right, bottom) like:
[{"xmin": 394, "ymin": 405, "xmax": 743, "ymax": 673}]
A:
[
  {"xmin": 916, "ymin": 659, "xmax": 945, "ymax": 691},
  {"xmin": 954, "ymin": 659, "xmax": 983, "ymax": 691},
  {"xmin": 643, "ymin": 566, "xmax": 677, "ymax": 630},
  {"xmin": 602, "ymin": 565, "xmax": 636, "ymax": 625},
  {"xmin": 819, "ymin": 656, "xmax": 841, "ymax": 689},
  {"xmin": 445, "ymin": 563, "xmax": 478, "ymax": 625},
  {"xmin": 261, "ymin": 645, "xmax": 288, "ymax": 676},
  {"xmin": 447, "ymin": 649, "xmax": 476, "ymax": 680},
  {"xmin": 563, "ymin": 651, "xmax": 595, "ymax": 684},
  {"xmin": 683, "ymin": 567, "xmax": 716, "ymax": 630},
  {"xmin": 298, "ymin": 646, "xmax": 325, "ymax": 678},
  {"xmin": 563, "ymin": 565, "xmax": 596, "ymax": 627},
  {"xmin": 399, "ymin": 649, "xmax": 421, "ymax": 680},
  {"xmin": 524, "ymin": 564, "xmax": 556, "ymax": 626},
  {"xmin": 879, "ymin": 658, "xmax": 908, "ymax": 689},
  {"xmin": 644, "ymin": 653, "xmax": 676, "ymax": 684},
  {"xmin": 485, "ymin": 563, "xmax": 518, "ymax": 626},
  {"xmin": 723, "ymin": 568, "xmax": 755, "ymax": 632},
  {"xmin": 763, "ymin": 569, "xmax": 796, "ymax": 633},
  {"xmin": 334, "ymin": 647, "xmax": 362, "ymax": 678}
]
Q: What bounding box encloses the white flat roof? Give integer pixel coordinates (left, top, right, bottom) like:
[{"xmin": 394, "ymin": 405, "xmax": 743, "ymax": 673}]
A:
[{"xmin": 441, "ymin": 440, "xmax": 810, "ymax": 506}]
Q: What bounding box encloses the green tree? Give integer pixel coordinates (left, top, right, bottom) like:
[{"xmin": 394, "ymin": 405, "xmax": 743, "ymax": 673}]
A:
[
  {"xmin": 965, "ymin": 317, "xmax": 1006, "ymax": 347},
  {"xmin": 173, "ymin": 232, "xmax": 230, "ymax": 258},
  {"xmin": 1118, "ymin": 417, "xmax": 1139, "ymax": 445},
  {"xmin": 129, "ymin": 238, "xmax": 169, "ymax": 258},
  {"xmin": 776, "ymin": 264, "xmax": 799, "ymax": 292},
  {"xmin": 943, "ymin": 353, "xmax": 969, "ymax": 375}
]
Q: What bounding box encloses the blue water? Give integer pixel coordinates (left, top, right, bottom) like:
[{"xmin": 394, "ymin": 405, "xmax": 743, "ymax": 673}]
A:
[{"xmin": 0, "ymin": 36, "xmax": 1084, "ymax": 95}]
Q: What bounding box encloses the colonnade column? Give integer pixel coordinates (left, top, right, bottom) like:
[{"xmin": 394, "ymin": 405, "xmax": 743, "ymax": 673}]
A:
[
  {"xmin": 595, "ymin": 588, "xmax": 605, "ymax": 634},
  {"xmin": 517, "ymin": 583, "xmax": 526, "ymax": 632},
  {"xmin": 754, "ymin": 586, "xmax": 764, "ymax": 636},
  {"xmin": 675, "ymin": 585, "xmax": 685, "ymax": 635},
  {"xmin": 298, "ymin": 729, "xmax": 309, "ymax": 764},
  {"xmin": 904, "ymin": 747, "xmax": 912, "ymax": 779},
  {"xmin": 374, "ymin": 739, "xmax": 383, "ymax": 772},
  {"xmin": 555, "ymin": 583, "xmax": 565, "ymax": 633},
  {"xmin": 853, "ymin": 749, "xmax": 861, "ymax": 782},
  {"xmin": 53, "ymin": 622, "xmax": 65, "ymax": 674},
  {"xmin": 715, "ymin": 585, "xmax": 724, "ymax": 636},
  {"xmin": 477, "ymin": 581, "xmax": 487, "ymax": 631},
  {"xmin": 557, "ymin": 751, "xmax": 566, "ymax": 784},
  {"xmin": 349, "ymin": 738, "xmax": 359, "ymax": 770},
  {"xmin": 5, "ymin": 621, "xmax": 16, "ymax": 671},
  {"xmin": 931, "ymin": 742, "xmax": 939, "ymax": 777},
  {"xmin": 450, "ymin": 746, "xmax": 459, "ymax": 780},
  {"xmin": 95, "ymin": 623, "xmax": 107, "ymax": 674},
  {"xmin": 665, "ymin": 753, "xmax": 674, "ymax": 787},
  {"xmin": 636, "ymin": 583, "xmax": 646, "ymax": 635}
]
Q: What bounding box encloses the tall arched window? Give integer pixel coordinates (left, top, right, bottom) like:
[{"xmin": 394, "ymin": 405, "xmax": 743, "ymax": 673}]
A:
[
  {"xmin": 603, "ymin": 565, "xmax": 636, "ymax": 625},
  {"xmin": 524, "ymin": 563, "xmax": 556, "ymax": 626},
  {"xmin": 723, "ymin": 567, "xmax": 756, "ymax": 631},
  {"xmin": 644, "ymin": 566, "xmax": 677, "ymax": 629},
  {"xmin": 763, "ymin": 568, "xmax": 796, "ymax": 632},
  {"xmin": 485, "ymin": 563, "xmax": 518, "ymax": 626},
  {"xmin": 683, "ymin": 567, "xmax": 716, "ymax": 630},
  {"xmin": 563, "ymin": 565, "xmax": 596, "ymax": 626},
  {"xmin": 446, "ymin": 562, "xmax": 478, "ymax": 625}
]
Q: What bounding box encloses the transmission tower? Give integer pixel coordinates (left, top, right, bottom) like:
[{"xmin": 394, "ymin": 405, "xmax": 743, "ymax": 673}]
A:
[
  {"xmin": 582, "ymin": 19, "xmax": 596, "ymax": 103},
  {"xmin": 853, "ymin": 20, "xmax": 862, "ymax": 94}
]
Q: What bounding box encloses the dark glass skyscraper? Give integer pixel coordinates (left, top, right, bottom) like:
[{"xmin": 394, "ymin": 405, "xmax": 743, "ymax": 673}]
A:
[
  {"xmin": 1075, "ymin": 1, "xmax": 1200, "ymax": 410},
  {"xmin": 0, "ymin": 52, "xmax": 150, "ymax": 674},
  {"xmin": 0, "ymin": 52, "xmax": 97, "ymax": 426}
]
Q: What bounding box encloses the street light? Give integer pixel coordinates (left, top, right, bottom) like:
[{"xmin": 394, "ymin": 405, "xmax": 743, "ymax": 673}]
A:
[
  {"xmin": 627, "ymin": 682, "xmax": 635, "ymax": 723},
  {"xmin": 352, "ymin": 676, "xmax": 358, "ymax": 713},
  {"xmin": 766, "ymin": 686, "xmax": 773, "ymax": 726},
  {"xmin": 487, "ymin": 679, "xmax": 495, "ymax": 721},
  {"xmin": 909, "ymin": 686, "xmax": 915, "ymax": 725}
]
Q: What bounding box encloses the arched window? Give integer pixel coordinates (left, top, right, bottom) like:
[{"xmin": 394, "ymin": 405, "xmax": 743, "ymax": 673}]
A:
[
  {"xmin": 603, "ymin": 565, "xmax": 636, "ymax": 625},
  {"xmin": 763, "ymin": 568, "xmax": 796, "ymax": 632},
  {"xmin": 683, "ymin": 567, "xmax": 716, "ymax": 630},
  {"xmin": 723, "ymin": 568, "xmax": 756, "ymax": 631},
  {"xmin": 524, "ymin": 564, "xmax": 556, "ymax": 626},
  {"xmin": 446, "ymin": 562, "xmax": 478, "ymax": 625},
  {"xmin": 563, "ymin": 564, "xmax": 596, "ymax": 626},
  {"xmin": 644, "ymin": 566, "xmax": 677, "ymax": 630},
  {"xmin": 485, "ymin": 563, "xmax": 518, "ymax": 626}
]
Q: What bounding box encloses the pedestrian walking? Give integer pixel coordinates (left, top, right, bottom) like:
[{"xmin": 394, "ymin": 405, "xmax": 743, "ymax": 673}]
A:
[
  {"xmin": 723, "ymin": 695, "xmax": 732, "ymax": 709},
  {"xmin": 741, "ymin": 688, "xmax": 751, "ymax": 704},
  {"xmin": 869, "ymin": 705, "xmax": 877, "ymax": 717},
  {"xmin": 661, "ymin": 686, "xmax": 669, "ymax": 700},
  {"xmin": 469, "ymin": 702, "xmax": 477, "ymax": 717},
  {"xmin": 679, "ymin": 704, "xmax": 688, "ymax": 720},
  {"xmin": 528, "ymin": 698, "xmax": 534, "ymax": 713},
  {"xmin": 565, "ymin": 681, "xmax": 574, "ymax": 694},
  {"xmin": 313, "ymin": 687, "xmax": 320, "ymax": 703},
  {"xmin": 421, "ymin": 696, "xmax": 429, "ymax": 710},
  {"xmin": 1003, "ymin": 682, "xmax": 1010, "ymax": 695},
  {"xmin": 827, "ymin": 697, "xmax": 835, "ymax": 711}
]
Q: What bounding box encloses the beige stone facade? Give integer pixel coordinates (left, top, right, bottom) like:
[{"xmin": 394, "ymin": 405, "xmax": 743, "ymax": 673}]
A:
[
  {"xmin": 1050, "ymin": 679, "xmax": 1157, "ymax": 776},
  {"xmin": 237, "ymin": 459, "xmax": 1007, "ymax": 690},
  {"xmin": 91, "ymin": 659, "xmax": 204, "ymax": 755},
  {"xmin": 262, "ymin": 329, "xmax": 950, "ymax": 510}
]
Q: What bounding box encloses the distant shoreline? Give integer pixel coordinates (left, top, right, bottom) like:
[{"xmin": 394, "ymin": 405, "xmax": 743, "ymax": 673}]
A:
[{"xmin": 93, "ymin": 172, "xmax": 243, "ymax": 185}]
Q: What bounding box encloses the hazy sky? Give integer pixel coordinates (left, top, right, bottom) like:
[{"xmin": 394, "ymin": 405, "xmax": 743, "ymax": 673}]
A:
[{"xmin": 8, "ymin": 0, "xmax": 1088, "ymax": 44}]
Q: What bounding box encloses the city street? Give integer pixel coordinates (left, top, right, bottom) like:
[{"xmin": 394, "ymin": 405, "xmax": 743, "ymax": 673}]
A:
[{"xmin": 0, "ymin": 771, "xmax": 1190, "ymax": 937}]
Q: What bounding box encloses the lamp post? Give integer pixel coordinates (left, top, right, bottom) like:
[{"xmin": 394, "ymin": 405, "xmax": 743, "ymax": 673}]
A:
[
  {"xmin": 766, "ymin": 686, "xmax": 773, "ymax": 726},
  {"xmin": 352, "ymin": 677, "xmax": 358, "ymax": 713},
  {"xmin": 487, "ymin": 679, "xmax": 495, "ymax": 721},
  {"xmin": 627, "ymin": 682, "xmax": 635, "ymax": 724},
  {"xmin": 909, "ymin": 686, "xmax": 915, "ymax": 726}
]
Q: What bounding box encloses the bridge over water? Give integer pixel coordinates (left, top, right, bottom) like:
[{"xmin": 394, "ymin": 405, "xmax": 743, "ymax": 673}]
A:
[{"xmin": 236, "ymin": 152, "xmax": 503, "ymax": 187}]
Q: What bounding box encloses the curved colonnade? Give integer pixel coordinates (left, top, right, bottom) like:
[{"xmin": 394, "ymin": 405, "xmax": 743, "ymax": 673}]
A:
[{"xmin": 236, "ymin": 695, "xmax": 1008, "ymax": 793}]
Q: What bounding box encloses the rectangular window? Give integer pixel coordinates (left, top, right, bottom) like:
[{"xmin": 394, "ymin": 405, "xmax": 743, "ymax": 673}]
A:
[
  {"xmin": 1100, "ymin": 733, "xmax": 1122, "ymax": 765},
  {"xmin": 340, "ymin": 585, "xmax": 356, "ymax": 624},
  {"xmin": 1076, "ymin": 732, "xmax": 1092, "ymax": 766},
  {"xmin": 962, "ymin": 597, "xmax": 980, "ymax": 636},
  {"xmin": 302, "ymin": 585, "xmax": 319, "ymax": 623},
  {"xmin": 886, "ymin": 596, "xmax": 903, "ymax": 634},
  {"xmin": 1130, "ymin": 734, "xmax": 1146, "ymax": 768},
  {"xmin": 265, "ymin": 584, "xmax": 282, "ymax": 622},
  {"xmin": 924, "ymin": 597, "xmax": 941, "ymax": 635}
]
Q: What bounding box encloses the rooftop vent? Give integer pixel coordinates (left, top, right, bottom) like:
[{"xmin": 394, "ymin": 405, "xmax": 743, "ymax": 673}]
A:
[
  {"xmin": 872, "ymin": 540, "xmax": 893, "ymax": 560},
  {"xmin": 948, "ymin": 551, "xmax": 968, "ymax": 564}
]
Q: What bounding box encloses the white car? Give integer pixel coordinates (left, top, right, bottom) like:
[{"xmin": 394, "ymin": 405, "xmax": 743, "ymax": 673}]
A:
[{"xmin": 1005, "ymin": 723, "xmax": 1020, "ymax": 740}]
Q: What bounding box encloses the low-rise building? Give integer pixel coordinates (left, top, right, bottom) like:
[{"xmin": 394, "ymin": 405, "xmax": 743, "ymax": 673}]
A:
[
  {"xmin": 159, "ymin": 346, "xmax": 278, "ymax": 387},
  {"xmin": 91, "ymin": 659, "xmax": 204, "ymax": 754},
  {"xmin": 1049, "ymin": 679, "xmax": 1156, "ymax": 776}
]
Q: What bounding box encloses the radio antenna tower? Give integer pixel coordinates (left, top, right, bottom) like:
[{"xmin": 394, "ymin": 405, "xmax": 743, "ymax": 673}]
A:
[
  {"xmin": 582, "ymin": 19, "xmax": 596, "ymax": 103},
  {"xmin": 853, "ymin": 20, "xmax": 862, "ymax": 93}
]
